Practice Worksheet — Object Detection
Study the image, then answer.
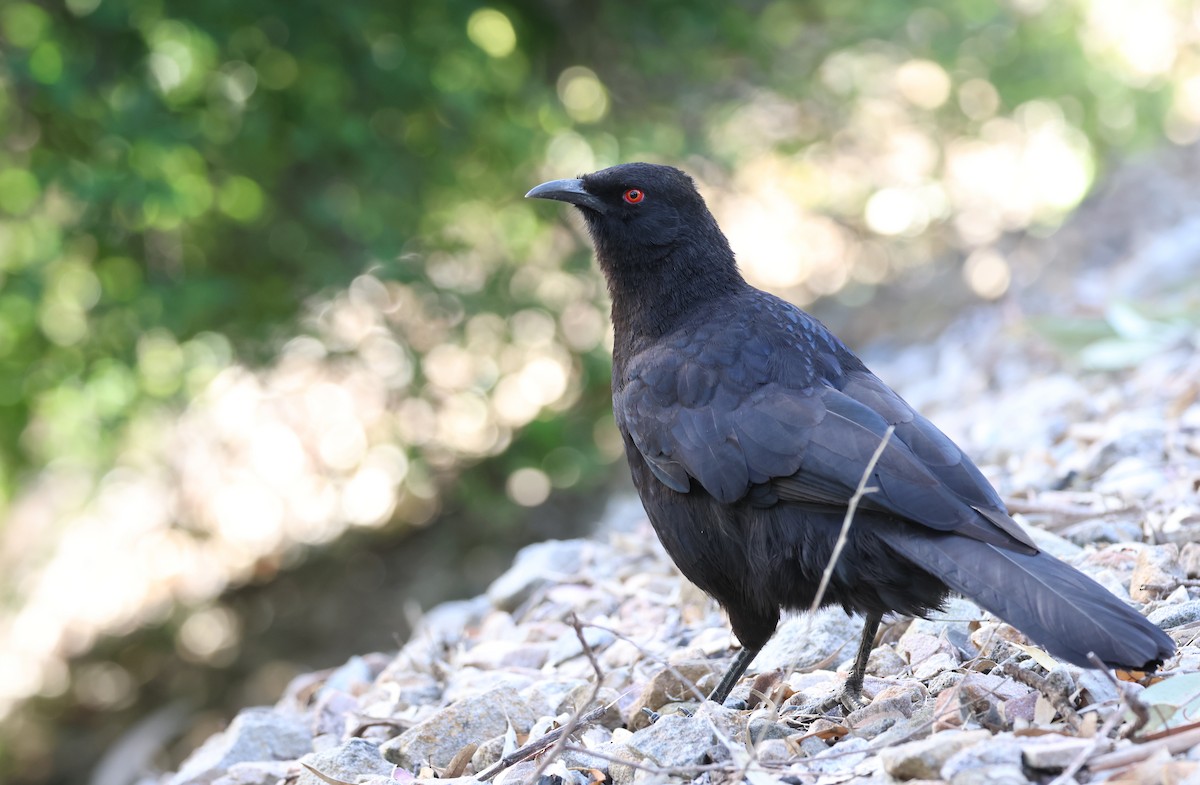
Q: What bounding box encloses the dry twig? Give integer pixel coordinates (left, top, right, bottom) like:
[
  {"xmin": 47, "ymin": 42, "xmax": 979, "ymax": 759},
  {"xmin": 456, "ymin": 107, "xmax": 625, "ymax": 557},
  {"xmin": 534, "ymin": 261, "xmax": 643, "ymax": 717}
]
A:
[{"xmin": 807, "ymin": 426, "xmax": 894, "ymax": 616}]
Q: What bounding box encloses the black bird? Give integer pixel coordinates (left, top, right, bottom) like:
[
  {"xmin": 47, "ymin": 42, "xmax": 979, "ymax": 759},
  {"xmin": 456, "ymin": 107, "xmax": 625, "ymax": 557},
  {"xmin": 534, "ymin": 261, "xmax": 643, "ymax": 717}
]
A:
[{"xmin": 526, "ymin": 163, "xmax": 1175, "ymax": 705}]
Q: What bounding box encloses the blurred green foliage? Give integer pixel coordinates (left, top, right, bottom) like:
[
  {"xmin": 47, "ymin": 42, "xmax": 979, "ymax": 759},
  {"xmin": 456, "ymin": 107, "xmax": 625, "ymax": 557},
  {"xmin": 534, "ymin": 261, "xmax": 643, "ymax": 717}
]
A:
[{"xmin": 0, "ymin": 0, "xmax": 1177, "ymax": 511}]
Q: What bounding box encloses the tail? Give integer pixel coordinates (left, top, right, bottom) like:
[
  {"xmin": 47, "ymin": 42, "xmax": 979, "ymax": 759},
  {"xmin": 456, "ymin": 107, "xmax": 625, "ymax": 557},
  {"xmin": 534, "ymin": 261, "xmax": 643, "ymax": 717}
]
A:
[{"xmin": 889, "ymin": 532, "xmax": 1175, "ymax": 671}]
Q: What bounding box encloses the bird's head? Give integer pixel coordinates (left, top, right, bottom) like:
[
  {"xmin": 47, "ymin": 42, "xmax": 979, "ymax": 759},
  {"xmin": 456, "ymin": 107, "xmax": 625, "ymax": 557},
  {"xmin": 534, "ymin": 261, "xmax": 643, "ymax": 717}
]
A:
[
  {"xmin": 525, "ymin": 163, "xmax": 720, "ymax": 265},
  {"xmin": 526, "ymin": 162, "xmax": 742, "ymax": 339}
]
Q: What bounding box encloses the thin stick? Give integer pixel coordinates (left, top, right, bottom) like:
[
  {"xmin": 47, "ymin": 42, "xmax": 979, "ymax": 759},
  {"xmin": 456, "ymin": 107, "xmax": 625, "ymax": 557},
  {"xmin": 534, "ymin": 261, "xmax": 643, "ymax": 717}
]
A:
[
  {"xmin": 808, "ymin": 426, "xmax": 894, "ymax": 616},
  {"xmin": 521, "ymin": 616, "xmax": 606, "ymax": 785}
]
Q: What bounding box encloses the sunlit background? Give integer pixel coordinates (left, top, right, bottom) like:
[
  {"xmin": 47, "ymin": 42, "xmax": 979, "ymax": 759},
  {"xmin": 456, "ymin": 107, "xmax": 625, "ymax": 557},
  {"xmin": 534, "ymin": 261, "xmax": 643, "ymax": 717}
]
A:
[{"xmin": 3, "ymin": 0, "xmax": 1200, "ymax": 781}]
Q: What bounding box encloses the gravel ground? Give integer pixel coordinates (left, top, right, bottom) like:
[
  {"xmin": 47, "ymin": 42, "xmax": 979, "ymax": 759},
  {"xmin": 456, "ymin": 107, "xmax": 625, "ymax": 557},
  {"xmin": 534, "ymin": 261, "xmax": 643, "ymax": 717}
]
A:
[{"xmin": 149, "ymin": 153, "xmax": 1200, "ymax": 785}]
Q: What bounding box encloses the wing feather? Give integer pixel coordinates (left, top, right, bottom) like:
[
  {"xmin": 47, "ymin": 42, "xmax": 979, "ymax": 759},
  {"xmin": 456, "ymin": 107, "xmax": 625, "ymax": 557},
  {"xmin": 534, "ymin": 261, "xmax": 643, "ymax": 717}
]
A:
[{"xmin": 614, "ymin": 308, "xmax": 1034, "ymax": 552}]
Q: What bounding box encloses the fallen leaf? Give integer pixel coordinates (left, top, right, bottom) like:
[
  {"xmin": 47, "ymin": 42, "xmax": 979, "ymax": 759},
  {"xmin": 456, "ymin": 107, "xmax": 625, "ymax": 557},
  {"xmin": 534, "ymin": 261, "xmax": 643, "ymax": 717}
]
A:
[
  {"xmin": 1131, "ymin": 672, "xmax": 1200, "ymax": 737},
  {"xmin": 1010, "ymin": 642, "xmax": 1059, "ymax": 671}
]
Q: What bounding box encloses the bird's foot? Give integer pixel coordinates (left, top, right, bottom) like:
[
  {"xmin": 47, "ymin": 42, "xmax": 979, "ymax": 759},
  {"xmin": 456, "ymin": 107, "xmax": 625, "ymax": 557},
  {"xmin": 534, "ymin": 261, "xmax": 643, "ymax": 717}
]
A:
[
  {"xmin": 838, "ymin": 685, "xmax": 869, "ymax": 713},
  {"xmin": 813, "ymin": 676, "xmax": 869, "ymax": 716}
]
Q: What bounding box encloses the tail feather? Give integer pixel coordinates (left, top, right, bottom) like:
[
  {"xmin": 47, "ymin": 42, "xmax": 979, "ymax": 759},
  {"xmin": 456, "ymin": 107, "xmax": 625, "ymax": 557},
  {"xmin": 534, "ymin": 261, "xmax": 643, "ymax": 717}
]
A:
[{"xmin": 889, "ymin": 532, "xmax": 1175, "ymax": 671}]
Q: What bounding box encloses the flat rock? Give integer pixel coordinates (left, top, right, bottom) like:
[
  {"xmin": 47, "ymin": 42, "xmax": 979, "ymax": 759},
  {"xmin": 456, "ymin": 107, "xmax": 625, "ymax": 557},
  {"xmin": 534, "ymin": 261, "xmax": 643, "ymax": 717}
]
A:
[
  {"xmin": 1148, "ymin": 599, "xmax": 1200, "ymax": 629},
  {"xmin": 876, "ymin": 729, "xmax": 992, "ymax": 780},
  {"xmin": 1130, "ymin": 543, "xmax": 1183, "ymax": 602},
  {"xmin": 866, "ymin": 645, "xmax": 908, "ymax": 677},
  {"xmin": 297, "ymin": 739, "xmax": 392, "ymax": 785},
  {"xmin": 897, "ymin": 631, "xmax": 961, "ymax": 680},
  {"xmin": 169, "ymin": 708, "xmax": 311, "ymax": 785},
  {"xmin": 624, "ymin": 713, "xmax": 717, "ymax": 767},
  {"xmin": 753, "ymin": 610, "xmax": 862, "ymax": 675},
  {"xmin": 949, "ymin": 763, "xmax": 1029, "ymax": 785},
  {"xmin": 1061, "ymin": 517, "xmax": 1144, "ymax": 546},
  {"xmin": 381, "ymin": 685, "xmax": 538, "ymax": 770},
  {"xmin": 941, "ymin": 735, "xmax": 1024, "ymax": 780},
  {"xmin": 1020, "ymin": 735, "xmax": 1096, "ymax": 771},
  {"xmin": 211, "ymin": 761, "xmax": 295, "ymax": 785}
]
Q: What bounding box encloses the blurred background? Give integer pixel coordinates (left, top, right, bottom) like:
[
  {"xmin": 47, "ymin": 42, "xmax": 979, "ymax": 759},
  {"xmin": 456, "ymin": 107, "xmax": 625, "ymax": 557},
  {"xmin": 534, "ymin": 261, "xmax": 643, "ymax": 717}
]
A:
[{"xmin": 2, "ymin": 0, "xmax": 1200, "ymax": 782}]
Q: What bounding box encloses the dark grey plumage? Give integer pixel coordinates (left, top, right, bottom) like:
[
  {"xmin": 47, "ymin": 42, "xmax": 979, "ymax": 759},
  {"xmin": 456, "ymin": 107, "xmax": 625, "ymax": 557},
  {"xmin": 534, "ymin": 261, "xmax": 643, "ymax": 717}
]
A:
[{"xmin": 526, "ymin": 163, "xmax": 1174, "ymax": 704}]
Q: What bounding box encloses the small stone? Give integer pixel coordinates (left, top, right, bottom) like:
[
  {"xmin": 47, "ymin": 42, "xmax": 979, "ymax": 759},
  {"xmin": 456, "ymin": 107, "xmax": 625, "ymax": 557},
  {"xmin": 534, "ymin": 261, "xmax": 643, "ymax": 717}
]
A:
[
  {"xmin": 867, "ymin": 645, "xmax": 909, "ymax": 677},
  {"xmin": 1181, "ymin": 542, "xmax": 1200, "ymax": 578},
  {"xmin": 625, "ymin": 661, "xmax": 717, "ymax": 728},
  {"xmin": 796, "ymin": 724, "xmax": 844, "ymax": 758},
  {"xmin": 949, "ymin": 763, "xmax": 1029, "ymax": 785},
  {"xmin": 297, "ymin": 739, "xmax": 392, "ymax": 785},
  {"xmin": 469, "ymin": 735, "xmax": 505, "ymax": 773},
  {"xmin": 607, "ymin": 745, "xmax": 642, "ymax": 785},
  {"xmin": 492, "ymin": 760, "xmax": 539, "ymax": 785},
  {"xmin": 1075, "ymin": 669, "xmax": 1118, "ymax": 706},
  {"xmin": 323, "ymin": 655, "xmax": 375, "ymax": 694},
  {"xmin": 926, "ymin": 671, "xmax": 965, "ymax": 697},
  {"xmin": 969, "ymin": 622, "xmax": 1030, "ymax": 661},
  {"xmin": 212, "ymin": 761, "xmax": 295, "ymax": 785},
  {"xmin": 752, "ymin": 610, "xmax": 862, "ymax": 675},
  {"xmin": 752, "ymin": 738, "xmax": 793, "ymax": 763},
  {"xmin": 561, "ymin": 738, "xmax": 629, "ymax": 771},
  {"xmin": 693, "ymin": 701, "xmax": 747, "ymax": 745},
  {"xmin": 1130, "ymin": 544, "xmax": 1183, "ymax": 602},
  {"xmin": 1021, "ymin": 736, "xmax": 1095, "ymax": 771},
  {"xmin": 624, "ymin": 714, "xmax": 715, "ymax": 768},
  {"xmin": 381, "ymin": 685, "xmax": 538, "ymax": 770},
  {"xmin": 897, "ymin": 631, "xmax": 960, "ymax": 679},
  {"xmin": 169, "ymin": 708, "xmax": 312, "ymax": 785},
  {"xmin": 519, "ymin": 678, "xmax": 590, "ymax": 716},
  {"xmin": 941, "ymin": 735, "xmax": 1023, "ymax": 780},
  {"xmin": 748, "ymin": 717, "xmax": 790, "ymax": 742},
  {"xmin": 313, "ymin": 688, "xmax": 359, "ymax": 737},
  {"xmin": 868, "ymin": 703, "xmax": 941, "ymax": 750},
  {"xmin": 961, "ymin": 672, "xmax": 1033, "ymax": 704},
  {"xmin": 1095, "ymin": 456, "xmax": 1168, "ymax": 498},
  {"xmin": 846, "ymin": 695, "xmax": 913, "ymax": 737},
  {"xmin": 458, "ymin": 640, "xmax": 550, "ymax": 670},
  {"xmin": 876, "ymin": 729, "xmax": 992, "ymax": 780},
  {"xmin": 871, "ymin": 679, "xmax": 926, "ymax": 705},
  {"xmin": 1003, "ymin": 690, "xmax": 1039, "ymax": 724},
  {"xmin": 373, "ymin": 672, "xmax": 441, "ymax": 710},
  {"xmin": 1148, "ymin": 599, "xmax": 1200, "ymax": 629},
  {"xmin": 443, "ymin": 670, "xmax": 536, "ymax": 703},
  {"xmin": 1061, "ymin": 518, "xmax": 1145, "ymax": 546},
  {"xmin": 486, "ymin": 540, "xmax": 589, "ymax": 611}
]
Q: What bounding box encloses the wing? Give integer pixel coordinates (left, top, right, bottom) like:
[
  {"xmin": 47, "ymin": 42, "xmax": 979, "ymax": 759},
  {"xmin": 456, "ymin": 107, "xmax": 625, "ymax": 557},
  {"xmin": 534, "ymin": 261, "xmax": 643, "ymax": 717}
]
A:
[{"xmin": 615, "ymin": 318, "xmax": 1036, "ymax": 553}]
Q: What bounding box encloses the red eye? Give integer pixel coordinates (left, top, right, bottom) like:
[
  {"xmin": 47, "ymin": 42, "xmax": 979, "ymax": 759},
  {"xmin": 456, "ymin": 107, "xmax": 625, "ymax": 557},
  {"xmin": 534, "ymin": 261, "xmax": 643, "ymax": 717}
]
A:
[{"xmin": 623, "ymin": 188, "xmax": 644, "ymax": 204}]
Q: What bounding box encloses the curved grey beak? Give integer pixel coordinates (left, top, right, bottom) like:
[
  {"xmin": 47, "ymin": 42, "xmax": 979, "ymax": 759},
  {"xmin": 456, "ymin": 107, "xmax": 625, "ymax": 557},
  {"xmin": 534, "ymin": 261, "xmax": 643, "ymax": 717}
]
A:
[{"xmin": 525, "ymin": 178, "xmax": 608, "ymax": 214}]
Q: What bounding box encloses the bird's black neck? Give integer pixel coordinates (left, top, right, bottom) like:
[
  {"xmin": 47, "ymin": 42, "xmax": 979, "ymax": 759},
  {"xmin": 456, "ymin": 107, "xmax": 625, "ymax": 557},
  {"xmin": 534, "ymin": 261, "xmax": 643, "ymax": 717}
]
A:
[{"xmin": 599, "ymin": 231, "xmax": 747, "ymax": 368}]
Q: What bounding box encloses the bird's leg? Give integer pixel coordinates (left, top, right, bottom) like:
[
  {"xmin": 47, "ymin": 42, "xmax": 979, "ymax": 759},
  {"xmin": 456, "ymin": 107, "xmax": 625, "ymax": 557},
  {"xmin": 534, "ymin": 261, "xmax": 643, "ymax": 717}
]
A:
[
  {"xmin": 840, "ymin": 611, "xmax": 882, "ymax": 710},
  {"xmin": 708, "ymin": 646, "xmax": 759, "ymax": 705}
]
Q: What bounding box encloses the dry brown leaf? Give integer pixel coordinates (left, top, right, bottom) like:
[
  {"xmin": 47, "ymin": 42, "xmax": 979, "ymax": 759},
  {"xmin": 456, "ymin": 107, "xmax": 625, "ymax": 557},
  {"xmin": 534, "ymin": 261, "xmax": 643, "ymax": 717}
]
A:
[
  {"xmin": 813, "ymin": 724, "xmax": 850, "ymax": 741},
  {"xmin": 300, "ymin": 762, "xmax": 356, "ymax": 785},
  {"xmin": 444, "ymin": 742, "xmax": 478, "ymax": 778}
]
